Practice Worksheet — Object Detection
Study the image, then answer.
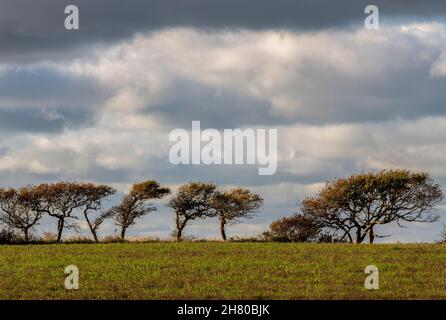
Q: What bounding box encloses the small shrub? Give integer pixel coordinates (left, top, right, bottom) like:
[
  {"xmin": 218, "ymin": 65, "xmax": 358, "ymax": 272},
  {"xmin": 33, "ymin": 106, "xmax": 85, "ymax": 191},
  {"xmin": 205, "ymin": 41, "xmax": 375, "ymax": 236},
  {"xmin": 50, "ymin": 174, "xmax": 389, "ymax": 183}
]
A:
[
  {"xmin": 0, "ymin": 228, "xmax": 23, "ymax": 244},
  {"xmin": 41, "ymin": 232, "xmax": 58, "ymax": 243}
]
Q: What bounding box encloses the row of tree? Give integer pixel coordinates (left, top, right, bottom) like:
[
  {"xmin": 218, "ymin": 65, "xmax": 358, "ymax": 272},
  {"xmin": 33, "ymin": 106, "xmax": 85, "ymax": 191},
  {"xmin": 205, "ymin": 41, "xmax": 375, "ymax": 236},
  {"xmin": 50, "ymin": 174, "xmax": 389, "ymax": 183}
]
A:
[
  {"xmin": 0, "ymin": 170, "xmax": 443, "ymax": 244},
  {"xmin": 263, "ymin": 170, "xmax": 444, "ymax": 243},
  {"xmin": 0, "ymin": 180, "xmax": 263, "ymax": 243}
]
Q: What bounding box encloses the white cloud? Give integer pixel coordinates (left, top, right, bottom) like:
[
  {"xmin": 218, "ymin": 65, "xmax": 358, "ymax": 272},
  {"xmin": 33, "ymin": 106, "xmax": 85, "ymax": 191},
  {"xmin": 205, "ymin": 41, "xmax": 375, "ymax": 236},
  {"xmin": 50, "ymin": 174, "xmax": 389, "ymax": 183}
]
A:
[
  {"xmin": 58, "ymin": 23, "xmax": 445, "ymax": 125},
  {"xmin": 278, "ymin": 116, "xmax": 446, "ymax": 178}
]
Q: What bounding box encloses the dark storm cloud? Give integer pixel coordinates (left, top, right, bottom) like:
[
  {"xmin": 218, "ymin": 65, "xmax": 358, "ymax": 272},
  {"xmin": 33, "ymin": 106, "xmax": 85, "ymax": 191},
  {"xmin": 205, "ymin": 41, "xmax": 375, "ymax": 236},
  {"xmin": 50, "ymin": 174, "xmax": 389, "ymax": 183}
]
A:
[
  {"xmin": 0, "ymin": 67, "xmax": 110, "ymax": 132},
  {"xmin": 0, "ymin": 0, "xmax": 445, "ymax": 62},
  {"xmin": 0, "ymin": 67, "xmax": 107, "ymax": 103},
  {"xmin": 0, "ymin": 108, "xmax": 73, "ymax": 132}
]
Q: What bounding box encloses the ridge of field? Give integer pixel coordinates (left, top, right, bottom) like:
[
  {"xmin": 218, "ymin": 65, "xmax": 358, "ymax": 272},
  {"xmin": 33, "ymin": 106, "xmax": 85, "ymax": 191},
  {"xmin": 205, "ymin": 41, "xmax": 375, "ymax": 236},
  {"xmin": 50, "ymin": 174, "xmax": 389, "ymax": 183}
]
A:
[{"xmin": 0, "ymin": 242, "xmax": 445, "ymax": 299}]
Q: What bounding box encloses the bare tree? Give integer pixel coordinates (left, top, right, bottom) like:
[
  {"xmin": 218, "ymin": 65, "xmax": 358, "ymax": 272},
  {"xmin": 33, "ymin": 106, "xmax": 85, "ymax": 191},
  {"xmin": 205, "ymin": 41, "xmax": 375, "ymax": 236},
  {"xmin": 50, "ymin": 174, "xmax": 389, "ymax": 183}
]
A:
[
  {"xmin": 168, "ymin": 182, "xmax": 217, "ymax": 241},
  {"xmin": 110, "ymin": 180, "xmax": 170, "ymax": 239},
  {"xmin": 302, "ymin": 170, "xmax": 444, "ymax": 243},
  {"xmin": 80, "ymin": 184, "xmax": 116, "ymax": 242},
  {"xmin": 0, "ymin": 186, "xmax": 43, "ymax": 242},
  {"xmin": 213, "ymin": 188, "xmax": 263, "ymax": 240}
]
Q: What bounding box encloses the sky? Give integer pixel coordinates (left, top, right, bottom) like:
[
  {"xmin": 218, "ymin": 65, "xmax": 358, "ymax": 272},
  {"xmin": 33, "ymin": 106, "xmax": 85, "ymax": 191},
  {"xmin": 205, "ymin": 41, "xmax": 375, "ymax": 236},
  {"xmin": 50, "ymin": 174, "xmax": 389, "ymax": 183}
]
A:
[{"xmin": 0, "ymin": 0, "xmax": 446, "ymax": 242}]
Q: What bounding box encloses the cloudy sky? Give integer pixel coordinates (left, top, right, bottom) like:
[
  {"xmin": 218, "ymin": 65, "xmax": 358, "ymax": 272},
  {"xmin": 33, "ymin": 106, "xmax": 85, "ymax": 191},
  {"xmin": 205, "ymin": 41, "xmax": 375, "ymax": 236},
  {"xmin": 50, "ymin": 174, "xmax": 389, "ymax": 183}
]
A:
[{"xmin": 1, "ymin": 0, "xmax": 446, "ymax": 241}]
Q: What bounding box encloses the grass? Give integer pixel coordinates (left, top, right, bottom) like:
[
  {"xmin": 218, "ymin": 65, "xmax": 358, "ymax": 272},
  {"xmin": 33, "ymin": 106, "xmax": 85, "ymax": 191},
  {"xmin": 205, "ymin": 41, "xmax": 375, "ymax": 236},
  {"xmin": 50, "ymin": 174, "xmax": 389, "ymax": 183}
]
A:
[{"xmin": 0, "ymin": 242, "xmax": 445, "ymax": 299}]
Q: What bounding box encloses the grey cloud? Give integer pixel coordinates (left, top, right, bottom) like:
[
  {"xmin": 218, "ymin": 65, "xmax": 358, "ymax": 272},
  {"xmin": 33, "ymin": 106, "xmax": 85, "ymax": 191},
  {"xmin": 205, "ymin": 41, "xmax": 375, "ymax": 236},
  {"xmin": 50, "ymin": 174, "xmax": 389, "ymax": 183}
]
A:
[
  {"xmin": 149, "ymin": 80, "xmax": 276, "ymax": 129},
  {"xmin": 0, "ymin": 67, "xmax": 107, "ymax": 105},
  {"xmin": 1, "ymin": 0, "xmax": 445, "ymax": 63},
  {"xmin": 284, "ymin": 64, "xmax": 446, "ymax": 124},
  {"xmin": 0, "ymin": 67, "xmax": 110, "ymax": 132},
  {"xmin": 0, "ymin": 170, "xmax": 59, "ymax": 188},
  {"xmin": 156, "ymin": 160, "xmax": 351, "ymax": 187},
  {"xmin": 0, "ymin": 157, "xmax": 134, "ymax": 187},
  {"xmin": 90, "ymin": 26, "xmax": 446, "ymax": 127},
  {"xmin": 0, "ymin": 108, "xmax": 73, "ymax": 132},
  {"xmin": 140, "ymin": 60, "xmax": 446, "ymax": 128}
]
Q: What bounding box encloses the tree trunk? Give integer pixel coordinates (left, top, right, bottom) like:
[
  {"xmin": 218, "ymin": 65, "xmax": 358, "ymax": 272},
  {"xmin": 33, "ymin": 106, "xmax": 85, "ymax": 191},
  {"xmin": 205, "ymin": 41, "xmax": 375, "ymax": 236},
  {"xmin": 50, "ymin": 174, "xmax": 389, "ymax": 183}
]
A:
[
  {"xmin": 369, "ymin": 227, "xmax": 375, "ymax": 244},
  {"xmin": 57, "ymin": 218, "xmax": 64, "ymax": 242},
  {"xmin": 23, "ymin": 228, "xmax": 29, "ymax": 243},
  {"xmin": 220, "ymin": 219, "xmax": 227, "ymax": 241},
  {"xmin": 355, "ymin": 228, "xmax": 364, "ymax": 244},
  {"xmin": 120, "ymin": 227, "xmax": 127, "ymax": 240},
  {"xmin": 176, "ymin": 223, "xmax": 188, "ymax": 242},
  {"xmin": 346, "ymin": 232, "xmax": 353, "ymax": 243},
  {"xmin": 176, "ymin": 227, "xmax": 183, "ymax": 242},
  {"xmin": 84, "ymin": 212, "xmax": 99, "ymax": 243},
  {"xmin": 176, "ymin": 213, "xmax": 188, "ymax": 242}
]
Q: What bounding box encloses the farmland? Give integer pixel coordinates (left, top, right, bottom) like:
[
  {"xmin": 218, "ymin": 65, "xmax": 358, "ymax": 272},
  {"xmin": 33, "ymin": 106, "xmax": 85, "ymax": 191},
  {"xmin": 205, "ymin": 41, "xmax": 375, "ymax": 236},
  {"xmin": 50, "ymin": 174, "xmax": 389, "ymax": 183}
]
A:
[{"xmin": 0, "ymin": 242, "xmax": 445, "ymax": 299}]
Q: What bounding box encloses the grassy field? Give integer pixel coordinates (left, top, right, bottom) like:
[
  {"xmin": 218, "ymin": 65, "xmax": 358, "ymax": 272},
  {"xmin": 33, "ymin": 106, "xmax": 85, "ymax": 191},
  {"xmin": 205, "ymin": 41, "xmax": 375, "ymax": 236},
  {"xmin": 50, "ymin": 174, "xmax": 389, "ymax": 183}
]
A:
[{"xmin": 0, "ymin": 242, "xmax": 445, "ymax": 299}]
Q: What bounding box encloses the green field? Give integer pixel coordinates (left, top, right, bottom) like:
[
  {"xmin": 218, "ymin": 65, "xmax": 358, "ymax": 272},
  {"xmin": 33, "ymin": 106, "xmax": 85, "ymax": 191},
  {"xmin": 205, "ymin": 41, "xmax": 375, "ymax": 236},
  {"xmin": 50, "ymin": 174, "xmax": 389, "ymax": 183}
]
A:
[{"xmin": 0, "ymin": 242, "xmax": 445, "ymax": 299}]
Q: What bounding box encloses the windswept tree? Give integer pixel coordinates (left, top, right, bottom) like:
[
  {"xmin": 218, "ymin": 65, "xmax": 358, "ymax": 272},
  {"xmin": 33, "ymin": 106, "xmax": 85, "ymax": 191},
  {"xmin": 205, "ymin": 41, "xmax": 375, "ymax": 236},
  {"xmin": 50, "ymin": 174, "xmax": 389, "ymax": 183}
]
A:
[
  {"xmin": 80, "ymin": 184, "xmax": 116, "ymax": 242},
  {"xmin": 31, "ymin": 182, "xmax": 89, "ymax": 242},
  {"xmin": 213, "ymin": 188, "xmax": 263, "ymax": 240},
  {"xmin": 168, "ymin": 182, "xmax": 217, "ymax": 241},
  {"xmin": 110, "ymin": 180, "xmax": 170, "ymax": 239},
  {"xmin": 302, "ymin": 170, "xmax": 444, "ymax": 244},
  {"xmin": 0, "ymin": 186, "xmax": 43, "ymax": 242}
]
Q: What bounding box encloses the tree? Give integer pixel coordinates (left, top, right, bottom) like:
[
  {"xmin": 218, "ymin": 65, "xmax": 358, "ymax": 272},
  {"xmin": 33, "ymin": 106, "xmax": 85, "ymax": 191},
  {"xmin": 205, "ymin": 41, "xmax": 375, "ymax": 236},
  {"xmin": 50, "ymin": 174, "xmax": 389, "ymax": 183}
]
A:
[
  {"xmin": 31, "ymin": 182, "xmax": 88, "ymax": 242},
  {"xmin": 0, "ymin": 186, "xmax": 43, "ymax": 242},
  {"xmin": 263, "ymin": 214, "xmax": 320, "ymax": 242},
  {"xmin": 262, "ymin": 213, "xmax": 339, "ymax": 242},
  {"xmin": 110, "ymin": 180, "xmax": 170, "ymax": 239},
  {"xmin": 80, "ymin": 183, "xmax": 116, "ymax": 242},
  {"xmin": 301, "ymin": 170, "xmax": 444, "ymax": 244},
  {"xmin": 213, "ymin": 188, "xmax": 263, "ymax": 240},
  {"xmin": 168, "ymin": 182, "xmax": 217, "ymax": 241}
]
